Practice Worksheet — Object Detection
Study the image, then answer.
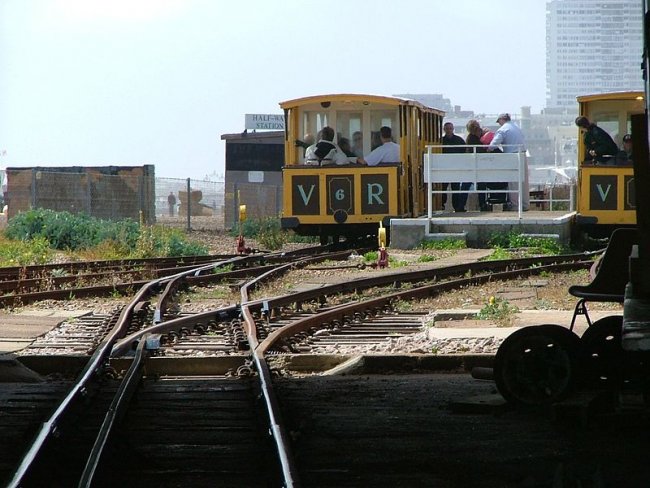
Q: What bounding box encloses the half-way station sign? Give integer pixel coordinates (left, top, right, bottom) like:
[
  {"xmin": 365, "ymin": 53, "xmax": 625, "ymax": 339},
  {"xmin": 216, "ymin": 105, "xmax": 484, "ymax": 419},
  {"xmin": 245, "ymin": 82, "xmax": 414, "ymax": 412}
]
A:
[{"xmin": 245, "ymin": 114, "xmax": 285, "ymax": 130}]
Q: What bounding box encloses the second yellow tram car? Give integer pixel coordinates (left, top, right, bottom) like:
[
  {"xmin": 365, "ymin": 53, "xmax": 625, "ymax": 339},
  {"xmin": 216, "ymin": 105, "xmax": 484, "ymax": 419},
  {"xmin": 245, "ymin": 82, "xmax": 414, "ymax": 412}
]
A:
[
  {"xmin": 279, "ymin": 94, "xmax": 444, "ymax": 244},
  {"xmin": 576, "ymin": 91, "xmax": 643, "ymax": 231}
]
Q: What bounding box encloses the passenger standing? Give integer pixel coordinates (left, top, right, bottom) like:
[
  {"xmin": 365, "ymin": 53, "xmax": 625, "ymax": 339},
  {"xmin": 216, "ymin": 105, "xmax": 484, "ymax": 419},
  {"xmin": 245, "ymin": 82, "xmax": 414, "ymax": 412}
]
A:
[
  {"xmin": 488, "ymin": 113, "xmax": 529, "ymax": 211},
  {"xmin": 441, "ymin": 122, "xmax": 470, "ymax": 212},
  {"xmin": 167, "ymin": 191, "xmax": 176, "ymax": 217},
  {"xmin": 304, "ymin": 126, "xmax": 349, "ymax": 165},
  {"xmin": 465, "ymin": 120, "xmax": 489, "ymax": 212},
  {"xmin": 575, "ymin": 116, "xmax": 619, "ymax": 165},
  {"xmin": 358, "ymin": 126, "xmax": 400, "ymax": 166}
]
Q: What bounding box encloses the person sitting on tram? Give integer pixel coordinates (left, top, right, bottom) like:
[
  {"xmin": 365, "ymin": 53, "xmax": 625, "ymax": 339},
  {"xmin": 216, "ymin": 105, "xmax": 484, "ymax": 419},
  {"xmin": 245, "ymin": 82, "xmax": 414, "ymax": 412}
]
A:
[
  {"xmin": 357, "ymin": 126, "xmax": 400, "ymax": 166},
  {"xmin": 338, "ymin": 137, "xmax": 356, "ymax": 158},
  {"xmin": 304, "ymin": 126, "xmax": 349, "ymax": 165},
  {"xmin": 575, "ymin": 116, "xmax": 619, "ymax": 165}
]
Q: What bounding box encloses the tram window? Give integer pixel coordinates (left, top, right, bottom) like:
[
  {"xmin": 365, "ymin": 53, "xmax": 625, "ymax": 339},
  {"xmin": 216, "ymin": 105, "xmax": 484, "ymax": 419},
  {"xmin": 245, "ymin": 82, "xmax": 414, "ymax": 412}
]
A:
[
  {"xmin": 335, "ymin": 112, "xmax": 362, "ymax": 143},
  {"xmin": 369, "ymin": 110, "xmax": 399, "ymax": 149},
  {"xmin": 302, "ymin": 111, "xmax": 329, "ymax": 142}
]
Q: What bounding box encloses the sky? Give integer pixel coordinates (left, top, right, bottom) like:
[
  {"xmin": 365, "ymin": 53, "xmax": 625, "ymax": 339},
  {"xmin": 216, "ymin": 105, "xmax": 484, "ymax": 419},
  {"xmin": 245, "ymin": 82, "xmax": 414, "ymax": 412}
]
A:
[{"xmin": 0, "ymin": 0, "xmax": 547, "ymax": 180}]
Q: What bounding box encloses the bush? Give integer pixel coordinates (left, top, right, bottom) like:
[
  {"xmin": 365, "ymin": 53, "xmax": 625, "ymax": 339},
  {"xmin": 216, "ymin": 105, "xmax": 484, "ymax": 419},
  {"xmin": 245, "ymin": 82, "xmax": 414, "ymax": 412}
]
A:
[
  {"xmin": 134, "ymin": 226, "xmax": 208, "ymax": 258},
  {"xmin": 5, "ymin": 209, "xmax": 208, "ymax": 258},
  {"xmin": 6, "ymin": 209, "xmax": 139, "ymax": 251}
]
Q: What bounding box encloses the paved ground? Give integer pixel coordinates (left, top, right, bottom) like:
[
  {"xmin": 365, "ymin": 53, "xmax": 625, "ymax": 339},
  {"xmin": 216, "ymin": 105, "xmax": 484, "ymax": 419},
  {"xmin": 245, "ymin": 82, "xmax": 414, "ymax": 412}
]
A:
[{"xmin": 0, "ymin": 310, "xmax": 90, "ymax": 355}]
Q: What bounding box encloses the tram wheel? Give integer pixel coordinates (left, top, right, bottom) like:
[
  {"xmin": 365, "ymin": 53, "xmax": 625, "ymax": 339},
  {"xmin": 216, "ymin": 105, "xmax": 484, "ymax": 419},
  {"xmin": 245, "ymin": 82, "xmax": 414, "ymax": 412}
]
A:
[
  {"xmin": 319, "ymin": 234, "xmax": 328, "ymax": 246},
  {"xmin": 580, "ymin": 315, "xmax": 623, "ymax": 389},
  {"xmin": 494, "ymin": 324, "xmax": 582, "ymax": 405}
]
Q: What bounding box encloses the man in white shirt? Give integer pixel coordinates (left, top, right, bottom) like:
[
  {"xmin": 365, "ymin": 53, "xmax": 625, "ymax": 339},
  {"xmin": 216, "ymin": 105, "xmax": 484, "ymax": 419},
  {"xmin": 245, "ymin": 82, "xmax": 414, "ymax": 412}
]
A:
[
  {"xmin": 359, "ymin": 126, "xmax": 400, "ymax": 166},
  {"xmin": 488, "ymin": 113, "xmax": 529, "ymax": 211},
  {"xmin": 304, "ymin": 126, "xmax": 349, "ymax": 165}
]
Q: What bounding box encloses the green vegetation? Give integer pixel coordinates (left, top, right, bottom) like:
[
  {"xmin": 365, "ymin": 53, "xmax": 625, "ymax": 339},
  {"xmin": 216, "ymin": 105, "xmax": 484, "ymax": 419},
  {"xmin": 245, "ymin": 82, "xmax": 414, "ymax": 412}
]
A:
[
  {"xmin": 476, "ymin": 296, "xmax": 519, "ymax": 327},
  {"xmin": 6, "ymin": 209, "xmax": 140, "ymax": 251},
  {"xmin": 363, "ymin": 251, "xmax": 378, "ymax": 262},
  {"xmin": 483, "ymin": 247, "xmax": 510, "ymax": 261},
  {"xmin": 419, "ymin": 238, "xmax": 466, "ymax": 250},
  {"xmin": 482, "ymin": 231, "xmax": 568, "ymax": 260},
  {"xmin": 362, "ymin": 251, "xmax": 408, "ymax": 267},
  {"xmin": 2, "ymin": 209, "xmax": 208, "ymax": 265},
  {"xmin": 393, "ymin": 299, "xmax": 413, "ymax": 312},
  {"xmin": 488, "ymin": 231, "xmax": 564, "ymax": 254},
  {"xmin": 230, "ymin": 216, "xmax": 318, "ymax": 250},
  {"xmin": 418, "ymin": 254, "xmax": 437, "ymax": 263},
  {"xmin": 0, "ymin": 235, "xmax": 53, "ymax": 266}
]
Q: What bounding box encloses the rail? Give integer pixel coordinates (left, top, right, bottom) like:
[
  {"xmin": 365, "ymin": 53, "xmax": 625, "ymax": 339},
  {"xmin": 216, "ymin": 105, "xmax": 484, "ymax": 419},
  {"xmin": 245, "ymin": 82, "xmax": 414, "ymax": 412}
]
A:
[{"xmin": 424, "ymin": 145, "xmax": 525, "ymax": 218}]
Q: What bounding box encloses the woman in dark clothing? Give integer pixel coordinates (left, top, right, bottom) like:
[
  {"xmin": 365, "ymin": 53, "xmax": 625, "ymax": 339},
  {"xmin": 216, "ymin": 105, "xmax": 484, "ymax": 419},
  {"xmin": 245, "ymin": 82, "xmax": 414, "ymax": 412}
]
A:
[{"xmin": 465, "ymin": 120, "xmax": 490, "ymax": 211}]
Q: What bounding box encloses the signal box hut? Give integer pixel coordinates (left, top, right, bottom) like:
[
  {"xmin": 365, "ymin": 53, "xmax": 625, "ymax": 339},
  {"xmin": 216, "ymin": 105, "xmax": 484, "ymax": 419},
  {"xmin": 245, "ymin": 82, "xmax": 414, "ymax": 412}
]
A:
[{"xmin": 221, "ymin": 130, "xmax": 284, "ymax": 229}]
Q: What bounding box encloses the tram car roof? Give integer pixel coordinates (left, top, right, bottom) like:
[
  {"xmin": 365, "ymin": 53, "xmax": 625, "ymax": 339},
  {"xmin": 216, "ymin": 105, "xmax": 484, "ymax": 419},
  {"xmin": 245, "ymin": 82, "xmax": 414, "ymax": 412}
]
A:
[
  {"xmin": 576, "ymin": 90, "xmax": 644, "ymax": 103},
  {"xmin": 279, "ymin": 93, "xmax": 445, "ymax": 115}
]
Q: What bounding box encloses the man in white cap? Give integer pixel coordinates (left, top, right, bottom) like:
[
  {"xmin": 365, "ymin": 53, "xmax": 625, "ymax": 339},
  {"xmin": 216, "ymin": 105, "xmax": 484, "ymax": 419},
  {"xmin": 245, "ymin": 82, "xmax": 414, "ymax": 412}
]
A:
[{"xmin": 488, "ymin": 113, "xmax": 529, "ymax": 211}]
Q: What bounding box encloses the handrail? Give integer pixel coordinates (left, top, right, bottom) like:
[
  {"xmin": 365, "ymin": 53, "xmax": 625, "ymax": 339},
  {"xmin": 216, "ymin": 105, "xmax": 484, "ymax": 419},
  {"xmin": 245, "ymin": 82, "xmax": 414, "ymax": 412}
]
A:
[{"xmin": 425, "ymin": 145, "xmax": 525, "ymax": 218}]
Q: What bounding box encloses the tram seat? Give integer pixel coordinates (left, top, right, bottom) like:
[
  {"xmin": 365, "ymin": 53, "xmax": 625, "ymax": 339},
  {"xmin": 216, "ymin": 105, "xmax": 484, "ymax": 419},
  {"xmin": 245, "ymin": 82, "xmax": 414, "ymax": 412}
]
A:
[{"xmin": 568, "ymin": 227, "xmax": 638, "ymax": 330}]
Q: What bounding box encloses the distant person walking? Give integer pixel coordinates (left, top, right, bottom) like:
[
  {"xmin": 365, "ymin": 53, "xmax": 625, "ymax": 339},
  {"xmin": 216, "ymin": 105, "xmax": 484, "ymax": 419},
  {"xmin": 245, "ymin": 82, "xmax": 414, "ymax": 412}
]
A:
[{"xmin": 168, "ymin": 191, "xmax": 177, "ymax": 217}]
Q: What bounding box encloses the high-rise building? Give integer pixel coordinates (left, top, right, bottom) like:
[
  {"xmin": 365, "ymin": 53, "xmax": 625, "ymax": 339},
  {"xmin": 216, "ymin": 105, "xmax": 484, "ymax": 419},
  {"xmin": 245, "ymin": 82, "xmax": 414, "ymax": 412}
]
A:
[{"xmin": 546, "ymin": 0, "xmax": 643, "ymax": 110}]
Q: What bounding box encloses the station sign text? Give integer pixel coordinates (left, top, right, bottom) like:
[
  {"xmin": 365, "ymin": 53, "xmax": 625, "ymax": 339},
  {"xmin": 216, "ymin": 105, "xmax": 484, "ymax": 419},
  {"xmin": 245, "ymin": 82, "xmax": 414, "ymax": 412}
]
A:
[{"xmin": 245, "ymin": 114, "xmax": 285, "ymax": 130}]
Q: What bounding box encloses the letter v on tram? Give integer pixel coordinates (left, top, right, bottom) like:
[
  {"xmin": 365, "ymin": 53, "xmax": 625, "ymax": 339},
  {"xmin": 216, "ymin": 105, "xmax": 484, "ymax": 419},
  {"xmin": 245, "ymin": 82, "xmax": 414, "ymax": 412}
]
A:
[{"xmin": 279, "ymin": 94, "xmax": 444, "ymax": 245}]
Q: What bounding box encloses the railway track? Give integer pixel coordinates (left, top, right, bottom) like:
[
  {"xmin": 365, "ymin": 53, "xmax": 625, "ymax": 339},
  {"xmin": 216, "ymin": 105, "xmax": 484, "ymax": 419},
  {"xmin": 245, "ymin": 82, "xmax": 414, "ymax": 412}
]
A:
[
  {"xmin": 2, "ymin": 250, "xmax": 600, "ymax": 486},
  {"xmin": 0, "ymin": 247, "xmax": 341, "ymax": 308}
]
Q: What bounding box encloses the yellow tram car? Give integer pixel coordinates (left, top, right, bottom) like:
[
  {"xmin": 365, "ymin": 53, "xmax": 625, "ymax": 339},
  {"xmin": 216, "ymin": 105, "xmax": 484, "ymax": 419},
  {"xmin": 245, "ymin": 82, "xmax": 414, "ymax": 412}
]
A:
[
  {"xmin": 279, "ymin": 94, "xmax": 444, "ymax": 244},
  {"xmin": 576, "ymin": 91, "xmax": 643, "ymax": 232}
]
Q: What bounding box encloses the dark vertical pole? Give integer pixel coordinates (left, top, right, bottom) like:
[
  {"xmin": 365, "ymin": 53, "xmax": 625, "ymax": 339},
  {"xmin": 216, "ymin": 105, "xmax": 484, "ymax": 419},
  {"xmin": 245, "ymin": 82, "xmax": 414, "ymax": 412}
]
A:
[
  {"xmin": 634, "ymin": 0, "xmax": 650, "ymax": 296},
  {"xmin": 30, "ymin": 169, "xmax": 36, "ymax": 210},
  {"xmin": 186, "ymin": 177, "xmax": 191, "ymax": 232},
  {"xmin": 631, "ymin": 113, "xmax": 650, "ymax": 296}
]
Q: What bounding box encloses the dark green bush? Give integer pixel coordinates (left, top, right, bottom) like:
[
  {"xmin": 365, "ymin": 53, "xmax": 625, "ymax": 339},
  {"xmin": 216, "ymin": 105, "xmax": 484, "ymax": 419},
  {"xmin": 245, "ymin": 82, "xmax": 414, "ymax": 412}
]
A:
[
  {"xmin": 5, "ymin": 209, "xmax": 207, "ymax": 257},
  {"xmin": 6, "ymin": 209, "xmax": 139, "ymax": 251}
]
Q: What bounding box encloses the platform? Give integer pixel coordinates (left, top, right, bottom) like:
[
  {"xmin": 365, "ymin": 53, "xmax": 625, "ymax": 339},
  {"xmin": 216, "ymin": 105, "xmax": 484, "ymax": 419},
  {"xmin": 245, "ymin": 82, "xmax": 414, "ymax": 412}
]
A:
[{"xmin": 390, "ymin": 210, "xmax": 575, "ymax": 249}]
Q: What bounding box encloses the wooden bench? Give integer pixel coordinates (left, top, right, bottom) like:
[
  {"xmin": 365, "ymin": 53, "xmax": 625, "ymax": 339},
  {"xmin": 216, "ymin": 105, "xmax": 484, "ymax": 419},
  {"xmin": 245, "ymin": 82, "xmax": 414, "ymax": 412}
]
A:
[{"xmin": 424, "ymin": 147, "xmax": 525, "ymax": 218}]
